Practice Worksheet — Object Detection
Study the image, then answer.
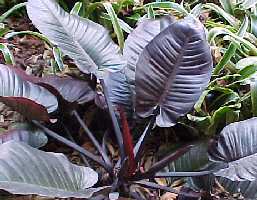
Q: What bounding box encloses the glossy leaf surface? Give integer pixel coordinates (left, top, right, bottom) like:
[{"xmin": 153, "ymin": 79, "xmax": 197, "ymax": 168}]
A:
[
  {"xmin": 209, "ymin": 118, "xmax": 257, "ymax": 181},
  {"xmin": 123, "ymin": 16, "xmax": 174, "ymax": 86},
  {"xmin": 0, "ymin": 141, "xmax": 101, "ymax": 198},
  {"xmin": 136, "ymin": 18, "xmax": 213, "ymax": 127},
  {"xmin": 27, "ymin": 0, "xmax": 124, "ymax": 74},
  {"xmin": 40, "ymin": 76, "xmax": 95, "ymax": 104},
  {"xmin": 0, "ymin": 65, "xmax": 58, "ymax": 121},
  {"xmin": 0, "ymin": 123, "xmax": 48, "ymax": 148},
  {"xmin": 103, "ymin": 68, "xmax": 132, "ymax": 111}
]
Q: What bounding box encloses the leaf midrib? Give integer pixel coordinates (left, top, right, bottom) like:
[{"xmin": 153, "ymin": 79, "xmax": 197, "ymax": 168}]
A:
[
  {"xmin": 158, "ymin": 32, "xmax": 190, "ymax": 107},
  {"xmin": 38, "ymin": 0, "xmax": 98, "ymax": 73}
]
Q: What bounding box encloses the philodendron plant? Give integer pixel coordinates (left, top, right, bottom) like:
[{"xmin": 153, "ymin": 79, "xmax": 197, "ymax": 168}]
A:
[
  {"xmin": 0, "ymin": 0, "xmax": 219, "ymax": 199},
  {"xmin": 160, "ymin": 117, "xmax": 257, "ymax": 199}
]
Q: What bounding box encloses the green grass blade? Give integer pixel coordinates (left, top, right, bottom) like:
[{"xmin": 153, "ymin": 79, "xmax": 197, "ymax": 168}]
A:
[
  {"xmin": 208, "ymin": 28, "xmax": 257, "ymax": 55},
  {"xmin": 0, "ymin": 24, "xmax": 9, "ymax": 37},
  {"xmin": 236, "ymin": 56, "xmax": 257, "ymax": 70},
  {"xmin": 207, "ymin": 104, "xmax": 241, "ymax": 135},
  {"xmin": 204, "ymin": 3, "xmax": 239, "ymax": 27},
  {"xmin": 100, "ymin": 13, "xmax": 133, "ymax": 33},
  {"xmin": 238, "ymin": 65, "xmax": 257, "ymax": 80},
  {"xmin": 5, "ymin": 31, "xmax": 51, "ymax": 46},
  {"xmin": 250, "ymin": 14, "xmax": 257, "ymax": 37},
  {"xmin": 241, "ymin": 0, "xmax": 257, "ymax": 9},
  {"xmin": 146, "ymin": 5, "xmax": 155, "ymax": 19},
  {"xmin": 0, "ymin": 2, "xmax": 27, "ymax": 23},
  {"xmin": 103, "ymin": 2, "xmax": 124, "ymax": 49},
  {"xmin": 251, "ymin": 79, "xmax": 257, "ymax": 116},
  {"xmin": 53, "ymin": 46, "xmax": 64, "ymax": 71},
  {"xmin": 219, "ymin": 0, "xmax": 234, "ymax": 15},
  {"xmin": 144, "ymin": 2, "xmax": 189, "ymax": 16},
  {"xmin": 0, "ymin": 43, "xmax": 15, "ymax": 65},
  {"xmin": 213, "ymin": 16, "xmax": 249, "ymax": 75},
  {"xmin": 70, "ymin": 2, "xmax": 83, "ymax": 15},
  {"xmin": 194, "ymin": 90, "xmax": 210, "ymax": 113},
  {"xmin": 190, "ymin": 3, "xmax": 202, "ymax": 17}
]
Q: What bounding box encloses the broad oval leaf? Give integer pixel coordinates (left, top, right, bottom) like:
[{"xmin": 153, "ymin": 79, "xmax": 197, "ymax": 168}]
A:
[
  {"xmin": 166, "ymin": 142, "xmax": 209, "ymax": 173},
  {"xmin": 0, "ymin": 123, "xmax": 48, "ymax": 148},
  {"xmin": 40, "ymin": 76, "xmax": 95, "ymax": 104},
  {"xmin": 159, "ymin": 142, "xmax": 210, "ymax": 187},
  {"xmin": 217, "ymin": 177, "xmax": 257, "ymax": 198},
  {"xmin": 209, "ymin": 117, "xmax": 257, "ymax": 181},
  {"xmin": 135, "ymin": 18, "xmax": 213, "ymax": 127},
  {"xmin": 0, "ymin": 141, "xmax": 101, "ymax": 198},
  {"xmin": 123, "ymin": 16, "xmax": 174, "ymax": 85},
  {"xmin": 8, "ymin": 67, "xmax": 95, "ymax": 105},
  {"xmin": 27, "ymin": 0, "xmax": 124, "ymax": 75},
  {"xmin": 104, "ymin": 68, "xmax": 132, "ymax": 111},
  {"xmin": 0, "ymin": 65, "xmax": 58, "ymax": 121}
]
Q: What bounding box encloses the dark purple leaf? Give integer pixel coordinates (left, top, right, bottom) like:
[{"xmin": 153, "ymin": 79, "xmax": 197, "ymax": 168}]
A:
[
  {"xmin": 0, "ymin": 97, "xmax": 50, "ymax": 121},
  {"xmin": 103, "ymin": 69, "xmax": 132, "ymax": 111},
  {"xmin": 39, "ymin": 76, "xmax": 95, "ymax": 104},
  {"xmin": 104, "ymin": 17, "xmax": 175, "ymax": 112},
  {"xmin": 7, "ymin": 66, "xmax": 95, "ymax": 105},
  {"xmin": 9, "ymin": 66, "xmax": 40, "ymax": 83},
  {"xmin": 0, "ymin": 123, "xmax": 48, "ymax": 148},
  {"xmin": 135, "ymin": 18, "xmax": 213, "ymax": 127},
  {"xmin": 165, "ymin": 142, "xmax": 209, "ymax": 173},
  {"xmin": 163, "ymin": 142, "xmax": 212, "ymax": 191},
  {"xmin": 177, "ymin": 187, "xmax": 201, "ymax": 200},
  {"xmin": 217, "ymin": 177, "xmax": 257, "ymax": 198},
  {"xmin": 123, "ymin": 16, "xmax": 174, "ymax": 86},
  {"xmin": 209, "ymin": 117, "xmax": 257, "ymax": 182},
  {"xmin": 94, "ymin": 91, "xmax": 107, "ymax": 109},
  {"xmin": 208, "ymin": 118, "xmax": 257, "ymax": 198},
  {"xmin": 0, "ymin": 65, "xmax": 58, "ymax": 121},
  {"xmin": 134, "ymin": 145, "xmax": 192, "ymax": 180},
  {"xmin": 0, "ymin": 141, "xmax": 101, "ymax": 198}
]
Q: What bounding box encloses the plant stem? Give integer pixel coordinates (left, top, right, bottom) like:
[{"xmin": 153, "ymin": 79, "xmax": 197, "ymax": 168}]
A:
[
  {"xmin": 32, "ymin": 120, "xmax": 111, "ymax": 172},
  {"xmin": 61, "ymin": 122, "xmax": 91, "ymax": 167},
  {"xmin": 116, "ymin": 108, "xmax": 158, "ymax": 177},
  {"xmin": 72, "ymin": 110, "xmax": 113, "ymax": 169},
  {"xmin": 102, "ymin": 131, "xmax": 109, "ymax": 156},
  {"xmin": 139, "ymin": 145, "xmax": 192, "ymax": 177},
  {"xmin": 153, "ymin": 171, "xmax": 213, "ymax": 177},
  {"xmin": 100, "ymin": 79, "xmax": 126, "ymax": 162},
  {"xmin": 134, "ymin": 108, "xmax": 158, "ymax": 162},
  {"xmin": 133, "ymin": 181, "xmax": 179, "ymax": 194}
]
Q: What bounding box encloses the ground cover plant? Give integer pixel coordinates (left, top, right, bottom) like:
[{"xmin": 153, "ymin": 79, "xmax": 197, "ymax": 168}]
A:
[{"xmin": 2, "ymin": 0, "xmax": 257, "ymax": 199}]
